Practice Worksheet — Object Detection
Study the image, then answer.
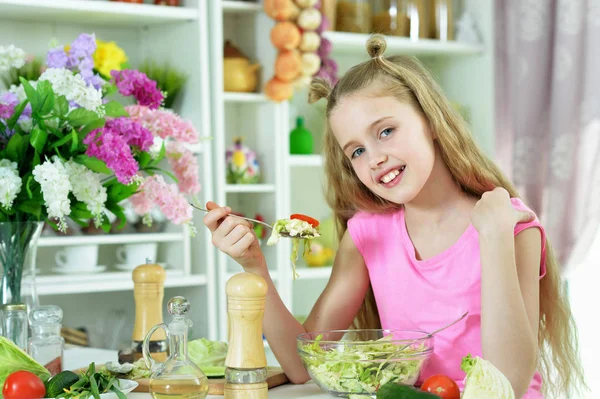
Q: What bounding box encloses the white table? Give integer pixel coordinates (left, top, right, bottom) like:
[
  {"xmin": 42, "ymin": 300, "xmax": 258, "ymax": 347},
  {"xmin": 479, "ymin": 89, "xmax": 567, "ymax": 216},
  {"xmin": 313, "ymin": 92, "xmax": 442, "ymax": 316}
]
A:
[{"xmin": 65, "ymin": 347, "xmax": 332, "ymax": 399}]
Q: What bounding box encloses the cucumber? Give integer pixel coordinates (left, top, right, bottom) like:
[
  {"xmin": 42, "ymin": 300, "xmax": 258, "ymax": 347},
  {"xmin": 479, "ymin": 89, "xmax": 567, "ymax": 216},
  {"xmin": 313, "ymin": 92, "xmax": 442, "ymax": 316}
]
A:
[
  {"xmin": 376, "ymin": 382, "xmax": 440, "ymax": 399},
  {"xmin": 200, "ymin": 366, "xmax": 225, "ymax": 378},
  {"xmin": 45, "ymin": 370, "xmax": 80, "ymax": 398}
]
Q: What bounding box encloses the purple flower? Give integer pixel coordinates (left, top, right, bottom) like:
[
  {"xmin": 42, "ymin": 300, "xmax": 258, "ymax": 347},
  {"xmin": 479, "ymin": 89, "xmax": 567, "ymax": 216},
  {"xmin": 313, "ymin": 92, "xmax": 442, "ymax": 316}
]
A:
[
  {"xmin": 105, "ymin": 117, "xmax": 154, "ymax": 151},
  {"xmin": 111, "ymin": 70, "xmax": 164, "ymax": 110},
  {"xmin": 69, "ymin": 33, "xmax": 96, "ymax": 61},
  {"xmin": 317, "ymin": 38, "xmax": 333, "ymax": 58},
  {"xmin": 0, "ymin": 92, "xmax": 19, "ymax": 120},
  {"xmin": 46, "ymin": 47, "xmax": 68, "ymax": 69}
]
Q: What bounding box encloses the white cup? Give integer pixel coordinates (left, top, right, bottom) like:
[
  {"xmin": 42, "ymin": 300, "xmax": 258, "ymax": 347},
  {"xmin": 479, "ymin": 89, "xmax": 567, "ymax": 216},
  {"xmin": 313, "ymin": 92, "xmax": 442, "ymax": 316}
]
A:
[
  {"xmin": 55, "ymin": 245, "xmax": 99, "ymax": 270},
  {"xmin": 116, "ymin": 243, "xmax": 158, "ymax": 267}
]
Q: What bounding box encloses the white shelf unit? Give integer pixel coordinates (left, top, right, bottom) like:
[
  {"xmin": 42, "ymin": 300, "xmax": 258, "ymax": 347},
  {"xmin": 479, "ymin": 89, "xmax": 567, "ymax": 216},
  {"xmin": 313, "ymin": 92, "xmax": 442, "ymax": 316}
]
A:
[
  {"xmin": 207, "ymin": 1, "xmax": 292, "ymax": 343},
  {"xmin": 0, "ymin": 0, "xmax": 218, "ymax": 342},
  {"xmin": 281, "ymin": 2, "xmax": 495, "ymax": 319},
  {"xmin": 323, "ymin": 31, "xmax": 483, "ymax": 56}
]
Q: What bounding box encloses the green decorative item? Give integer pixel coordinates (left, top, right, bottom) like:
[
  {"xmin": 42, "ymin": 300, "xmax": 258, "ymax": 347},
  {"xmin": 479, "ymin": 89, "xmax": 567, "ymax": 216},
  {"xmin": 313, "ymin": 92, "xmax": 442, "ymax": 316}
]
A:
[{"xmin": 289, "ymin": 116, "xmax": 313, "ymax": 155}]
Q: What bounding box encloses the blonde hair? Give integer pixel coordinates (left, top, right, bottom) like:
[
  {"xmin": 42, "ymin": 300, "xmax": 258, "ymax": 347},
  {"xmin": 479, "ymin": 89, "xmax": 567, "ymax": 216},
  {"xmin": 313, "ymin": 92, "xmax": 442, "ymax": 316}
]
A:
[{"xmin": 309, "ymin": 35, "xmax": 586, "ymax": 397}]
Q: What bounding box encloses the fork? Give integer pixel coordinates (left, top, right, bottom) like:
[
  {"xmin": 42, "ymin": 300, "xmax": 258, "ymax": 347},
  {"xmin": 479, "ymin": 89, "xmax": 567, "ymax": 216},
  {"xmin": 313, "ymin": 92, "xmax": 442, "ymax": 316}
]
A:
[{"xmin": 189, "ymin": 203, "xmax": 273, "ymax": 230}]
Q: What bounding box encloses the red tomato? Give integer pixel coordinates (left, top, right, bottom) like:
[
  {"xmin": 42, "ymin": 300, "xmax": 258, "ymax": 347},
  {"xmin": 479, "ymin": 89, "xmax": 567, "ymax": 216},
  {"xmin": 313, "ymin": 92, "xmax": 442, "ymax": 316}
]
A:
[
  {"xmin": 290, "ymin": 213, "xmax": 319, "ymax": 227},
  {"xmin": 420, "ymin": 375, "xmax": 460, "ymax": 399},
  {"xmin": 2, "ymin": 371, "xmax": 46, "ymax": 399}
]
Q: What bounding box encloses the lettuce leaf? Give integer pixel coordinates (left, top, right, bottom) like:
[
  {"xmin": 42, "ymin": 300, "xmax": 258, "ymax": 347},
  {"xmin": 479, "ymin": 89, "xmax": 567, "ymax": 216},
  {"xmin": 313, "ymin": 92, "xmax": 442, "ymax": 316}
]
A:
[
  {"xmin": 187, "ymin": 338, "xmax": 228, "ymax": 367},
  {"xmin": 0, "ymin": 336, "xmax": 51, "ymax": 398}
]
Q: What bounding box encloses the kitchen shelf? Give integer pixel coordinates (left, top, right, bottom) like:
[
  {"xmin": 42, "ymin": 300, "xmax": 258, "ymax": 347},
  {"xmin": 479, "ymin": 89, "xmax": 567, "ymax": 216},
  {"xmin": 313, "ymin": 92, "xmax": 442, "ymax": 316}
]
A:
[
  {"xmin": 296, "ymin": 266, "xmax": 332, "ymax": 280},
  {"xmin": 0, "ymin": 0, "xmax": 198, "ymax": 26},
  {"xmin": 38, "ymin": 232, "xmax": 185, "ymax": 248},
  {"xmin": 323, "ymin": 31, "xmax": 484, "ymax": 56},
  {"xmin": 225, "ymin": 184, "xmax": 276, "ymax": 193},
  {"xmin": 222, "ymin": 1, "xmax": 263, "ymax": 14},
  {"xmin": 37, "ymin": 271, "xmax": 206, "ymax": 295},
  {"xmin": 223, "ymin": 92, "xmax": 269, "ymax": 104},
  {"xmin": 288, "ymin": 155, "xmax": 323, "ymax": 167}
]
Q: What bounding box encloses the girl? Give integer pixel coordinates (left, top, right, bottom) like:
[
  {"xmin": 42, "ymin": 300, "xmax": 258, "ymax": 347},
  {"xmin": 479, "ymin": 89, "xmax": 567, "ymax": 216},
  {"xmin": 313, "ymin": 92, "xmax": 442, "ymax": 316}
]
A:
[{"xmin": 203, "ymin": 35, "xmax": 585, "ymax": 398}]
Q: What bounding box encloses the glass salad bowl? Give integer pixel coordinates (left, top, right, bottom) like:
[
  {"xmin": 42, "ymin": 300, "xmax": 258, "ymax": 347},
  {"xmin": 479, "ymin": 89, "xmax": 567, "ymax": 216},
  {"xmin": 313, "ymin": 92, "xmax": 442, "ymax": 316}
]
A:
[{"xmin": 297, "ymin": 329, "xmax": 434, "ymax": 397}]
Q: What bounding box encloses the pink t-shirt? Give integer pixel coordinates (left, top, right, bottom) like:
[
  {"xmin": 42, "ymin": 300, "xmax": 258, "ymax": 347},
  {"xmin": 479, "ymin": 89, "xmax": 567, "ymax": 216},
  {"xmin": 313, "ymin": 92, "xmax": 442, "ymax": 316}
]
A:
[{"xmin": 347, "ymin": 197, "xmax": 547, "ymax": 398}]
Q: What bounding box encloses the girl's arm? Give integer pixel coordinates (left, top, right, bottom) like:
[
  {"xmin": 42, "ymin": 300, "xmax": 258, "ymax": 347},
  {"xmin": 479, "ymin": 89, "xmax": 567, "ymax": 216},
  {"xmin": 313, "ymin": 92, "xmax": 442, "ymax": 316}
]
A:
[
  {"xmin": 473, "ymin": 189, "xmax": 542, "ymax": 398},
  {"xmin": 479, "ymin": 227, "xmax": 541, "ymax": 398},
  {"xmin": 259, "ymin": 229, "xmax": 370, "ymax": 383},
  {"xmin": 203, "ymin": 204, "xmax": 369, "ymax": 383}
]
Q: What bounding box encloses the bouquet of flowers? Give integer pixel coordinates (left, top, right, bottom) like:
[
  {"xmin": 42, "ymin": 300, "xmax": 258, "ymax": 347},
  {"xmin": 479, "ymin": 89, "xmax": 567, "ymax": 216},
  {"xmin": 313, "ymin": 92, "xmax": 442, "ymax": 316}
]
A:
[{"xmin": 0, "ymin": 32, "xmax": 202, "ymax": 233}]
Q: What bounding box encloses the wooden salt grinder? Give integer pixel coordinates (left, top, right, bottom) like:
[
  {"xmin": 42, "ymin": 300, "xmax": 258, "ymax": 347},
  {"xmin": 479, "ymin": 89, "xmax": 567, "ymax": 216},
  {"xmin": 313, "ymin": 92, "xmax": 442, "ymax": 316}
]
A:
[
  {"xmin": 131, "ymin": 263, "xmax": 167, "ymax": 362},
  {"xmin": 224, "ymin": 272, "xmax": 268, "ymax": 399}
]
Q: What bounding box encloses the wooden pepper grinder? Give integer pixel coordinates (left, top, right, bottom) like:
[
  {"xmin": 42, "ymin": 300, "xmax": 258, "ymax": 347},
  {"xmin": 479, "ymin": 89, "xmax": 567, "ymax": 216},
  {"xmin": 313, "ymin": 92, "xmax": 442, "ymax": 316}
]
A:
[
  {"xmin": 224, "ymin": 272, "xmax": 268, "ymax": 399},
  {"xmin": 131, "ymin": 263, "xmax": 167, "ymax": 362}
]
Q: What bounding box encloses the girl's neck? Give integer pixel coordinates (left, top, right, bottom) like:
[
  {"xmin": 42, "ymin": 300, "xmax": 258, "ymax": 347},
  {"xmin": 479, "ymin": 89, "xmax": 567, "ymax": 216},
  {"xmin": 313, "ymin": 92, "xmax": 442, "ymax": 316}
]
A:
[{"xmin": 404, "ymin": 144, "xmax": 475, "ymax": 224}]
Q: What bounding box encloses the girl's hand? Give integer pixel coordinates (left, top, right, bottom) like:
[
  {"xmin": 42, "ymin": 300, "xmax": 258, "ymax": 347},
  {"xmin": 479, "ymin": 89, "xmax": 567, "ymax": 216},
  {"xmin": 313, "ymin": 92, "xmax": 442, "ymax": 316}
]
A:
[
  {"xmin": 471, "ymin": 188, "xmax": 534, "ymax": 236},
  {"xmin": 203, "ymin": 201, "xmax": 267, "ymax": 271}
]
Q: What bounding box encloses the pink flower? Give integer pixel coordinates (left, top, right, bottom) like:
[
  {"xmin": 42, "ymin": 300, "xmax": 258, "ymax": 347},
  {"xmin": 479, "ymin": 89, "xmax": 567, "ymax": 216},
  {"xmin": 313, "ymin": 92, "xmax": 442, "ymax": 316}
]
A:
[
  {"xmin": 166, "ymin": 141, "xmax": 201, "ymax": 195},
  {"xmin": 130, "ymin": 175, "xmax": 193, "ymax": 225},
  {"xmin": 126, "ymin": 105, "xmax": 199, "ymax": 143},
  {"xmin": 111, "ymin": 70, "xmax": 163, "ymax": 109},
  {"xmin": 84, "ymin": 128, "xmax": 138, "ymax": 184},
  {"xmin": 105, "ymin": 117, "xmax": 154, "ymax": 151}
]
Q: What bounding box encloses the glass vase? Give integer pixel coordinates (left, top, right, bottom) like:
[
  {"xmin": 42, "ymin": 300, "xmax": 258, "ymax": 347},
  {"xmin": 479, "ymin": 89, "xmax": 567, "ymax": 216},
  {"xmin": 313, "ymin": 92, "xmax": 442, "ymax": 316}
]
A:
[{"xmin": 0, "ymin": 221, "xmax": 43, "ymax": 311}]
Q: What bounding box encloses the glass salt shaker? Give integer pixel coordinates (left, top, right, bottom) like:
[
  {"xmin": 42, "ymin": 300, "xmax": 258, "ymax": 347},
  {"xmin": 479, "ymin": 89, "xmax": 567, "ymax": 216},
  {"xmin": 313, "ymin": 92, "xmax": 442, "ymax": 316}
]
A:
[
  {"xmin": 1, "ymin": 303, "xmax": 29, "ymax": 351},
  {"xmin": 29, "ymin": 305, "xmax": 64, "ymax": 376}
]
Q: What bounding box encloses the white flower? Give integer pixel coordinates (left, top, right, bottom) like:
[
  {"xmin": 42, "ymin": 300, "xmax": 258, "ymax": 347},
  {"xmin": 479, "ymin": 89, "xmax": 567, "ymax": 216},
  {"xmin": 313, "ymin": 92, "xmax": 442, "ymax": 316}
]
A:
[
  {"xmin": 0, "ymin": 159, "xmax": 22, "ymax": 210},
  {"xmin": 64, "ymin": 159, "xmax": 107, "ymax": 227},
  {"xmin": 149, "ymin": 136, "xmax": 163, "ymax": 158},
  {"xmin": 0, "ymin": 45, "xmax": 26, "ymax": 72},
  {"xmin": 38, "ymin": 68, "xmax": 103, "ymax": 115},
  {"xmin": 9, "ymin": 82, "xmax": 36, "ymax": 102},
  {"xmin": 33, "ymin": 156, "xmax": 72, "ymax": 232}
]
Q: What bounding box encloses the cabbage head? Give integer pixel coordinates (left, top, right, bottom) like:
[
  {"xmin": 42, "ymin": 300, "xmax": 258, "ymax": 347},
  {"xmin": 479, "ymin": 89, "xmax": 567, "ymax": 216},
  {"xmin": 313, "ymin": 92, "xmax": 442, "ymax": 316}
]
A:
[{"xmin": 461, "ymin": 354, "xmax": 515, "ymax": 399}]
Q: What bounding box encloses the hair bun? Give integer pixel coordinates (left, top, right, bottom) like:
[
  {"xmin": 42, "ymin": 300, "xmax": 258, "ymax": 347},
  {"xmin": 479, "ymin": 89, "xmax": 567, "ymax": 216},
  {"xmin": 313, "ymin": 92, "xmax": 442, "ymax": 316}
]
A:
[
  {"xmin": 366, "ymin": 34, "xmax": 387, "ymax": 59},
  {"xmin": 308, "ymin": 77, "xmax": 332, "ymax": 104}
]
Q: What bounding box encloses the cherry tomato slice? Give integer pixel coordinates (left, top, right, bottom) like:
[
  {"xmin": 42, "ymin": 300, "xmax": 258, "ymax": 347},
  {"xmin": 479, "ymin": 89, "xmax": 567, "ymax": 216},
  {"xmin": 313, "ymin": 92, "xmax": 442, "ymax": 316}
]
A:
[
  {"xmin": 290, "ymin": 214, "xmax": 319, "ymax": 227},
  {"xmin": 420, "ymin": 375, "xmax": 461, "ymax": 399}
]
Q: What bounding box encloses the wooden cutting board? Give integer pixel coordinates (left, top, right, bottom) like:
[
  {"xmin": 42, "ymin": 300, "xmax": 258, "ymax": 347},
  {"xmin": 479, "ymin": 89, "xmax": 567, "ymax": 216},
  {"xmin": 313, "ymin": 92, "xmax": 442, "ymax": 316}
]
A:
[{"xmin": 74, "ymin": 365, "xmax": 288, "ymax": 395}]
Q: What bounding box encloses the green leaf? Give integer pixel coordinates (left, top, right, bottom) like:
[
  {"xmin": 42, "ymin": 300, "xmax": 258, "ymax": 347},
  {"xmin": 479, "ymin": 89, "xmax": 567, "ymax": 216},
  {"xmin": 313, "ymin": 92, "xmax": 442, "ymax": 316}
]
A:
[
  {"xmin": 137, "ymin": 151, "xmax": 152, "ymax": 169},
  {"xmin": 32, "ymin": 152, "xmax": 41, "ymax": 169},
  {"xmin": 19, "ymin": 77, "xmax": 41, "ymax": 113},
  {"xmin": 146, "ymin": 166, "xmax": 178, "ymax": 184},
  {"xmin": 73, "ymin": 154, "xmax": 111, "ymax": 175},
  {"xmin": 5, "ymin": 133, "xmax": 24, "ymax": 163},
  {"xmin": 78, "ymin": 118, "xmax": 105, "ymax": 140},
  {"xmin": 36, "ymin": 80, "xmax": 55, "ymax": 115},
  {"xmin": 54, "ymin": 96, "xmax": 69, "ymax": 118},
  {"xmin": 67, "ymin": 108, "xmax": 99, "ymax": 128},
  {"xmin": 25, "ymin": 175, "xmax": 34, "ymax": 199},
  {"xmin": 49, "ymin": 133, "xmax": 72, "ymax": 150},
  {"xmin": 106, "ymin": 201, "xmax": 127, "ymax": 229},
  {"xmin": 103, "ymin": 101, "xmax": 128, "ymax": 118},
  {"xmin": 29, "ymin": 128, "xmax": 48, "ymax": 153},
  {"xmin": 70, "ymin": 129, "xmax": 78, "ymax": 153},
  {"xmin": 6, "ymin": 100, "xmax": 28, "ymax": 130},
  {"xmin": 70, "ymin": 202, "xmax": 93, "ymax": 220},
  {"xmin": 107, "ymin": 181, "xmax": 140, "ymax": 204},
  {"xmin": 15, "ymin": 200, "xmax": 42, "ymax": 219}
]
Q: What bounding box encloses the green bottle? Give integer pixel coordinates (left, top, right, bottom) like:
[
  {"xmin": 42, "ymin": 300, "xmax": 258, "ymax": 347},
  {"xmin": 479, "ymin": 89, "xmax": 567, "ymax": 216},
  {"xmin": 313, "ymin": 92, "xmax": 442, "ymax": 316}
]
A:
[{"xmin": 289, "ymin": 116, "xmax": 313, "ymax": 155}]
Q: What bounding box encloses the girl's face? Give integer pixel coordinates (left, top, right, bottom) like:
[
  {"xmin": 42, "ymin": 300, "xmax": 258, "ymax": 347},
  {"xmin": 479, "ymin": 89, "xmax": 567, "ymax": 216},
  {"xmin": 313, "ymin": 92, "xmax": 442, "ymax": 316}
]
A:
[{"xmin": 330, "ymin": 85, "xmax": 436, "ymax": 205}]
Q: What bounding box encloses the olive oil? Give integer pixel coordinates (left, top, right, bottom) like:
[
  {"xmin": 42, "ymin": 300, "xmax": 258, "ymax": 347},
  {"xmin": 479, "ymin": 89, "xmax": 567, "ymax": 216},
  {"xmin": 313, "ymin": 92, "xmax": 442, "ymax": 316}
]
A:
[{"xmin": 149, "ymin": 377, "xmax": 209, "ymax": 399}]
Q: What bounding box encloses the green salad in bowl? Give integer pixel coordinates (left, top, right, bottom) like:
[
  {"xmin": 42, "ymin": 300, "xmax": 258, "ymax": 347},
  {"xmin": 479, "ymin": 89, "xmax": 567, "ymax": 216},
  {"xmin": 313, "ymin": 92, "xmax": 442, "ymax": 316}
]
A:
[{"xmin": 297, "ymin": 329, "xmax": 433, "ymax": 397}]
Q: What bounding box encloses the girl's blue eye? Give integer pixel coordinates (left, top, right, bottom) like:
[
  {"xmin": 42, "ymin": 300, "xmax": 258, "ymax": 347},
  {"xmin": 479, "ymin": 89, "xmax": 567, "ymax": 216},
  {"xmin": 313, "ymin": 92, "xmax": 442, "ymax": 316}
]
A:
[
  {"xmin": 351, "ymin": 148, "xmax": 365, "ymax": 158},
  {"xmin": 380, "ymin": 128, "xmax": 394, "ymax": 138}
]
